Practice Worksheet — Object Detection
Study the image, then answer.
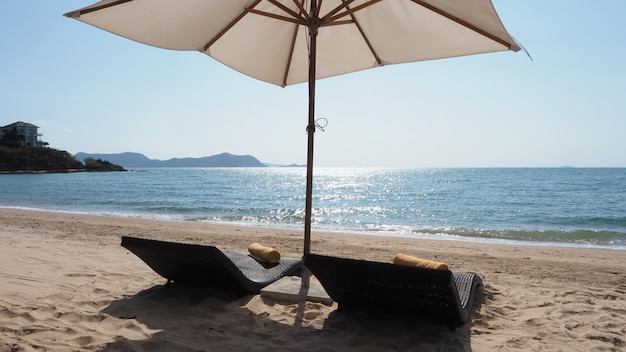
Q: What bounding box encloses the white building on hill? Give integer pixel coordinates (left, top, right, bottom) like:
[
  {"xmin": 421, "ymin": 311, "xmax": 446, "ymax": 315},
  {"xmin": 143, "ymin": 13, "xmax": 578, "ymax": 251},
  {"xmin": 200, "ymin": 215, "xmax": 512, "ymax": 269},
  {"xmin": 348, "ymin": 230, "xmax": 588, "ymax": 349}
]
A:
[{"xmin": 0, "ymin": 121, "xmax": 45, "ymax": 148}]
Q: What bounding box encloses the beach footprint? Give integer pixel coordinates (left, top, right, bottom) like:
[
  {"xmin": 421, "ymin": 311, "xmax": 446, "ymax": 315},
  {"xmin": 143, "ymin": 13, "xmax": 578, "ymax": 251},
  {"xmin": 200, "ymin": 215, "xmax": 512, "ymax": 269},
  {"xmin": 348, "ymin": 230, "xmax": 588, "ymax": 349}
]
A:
[{"xmin": 563, "ymin": 319, "xmax": 593, "ymax": 339}]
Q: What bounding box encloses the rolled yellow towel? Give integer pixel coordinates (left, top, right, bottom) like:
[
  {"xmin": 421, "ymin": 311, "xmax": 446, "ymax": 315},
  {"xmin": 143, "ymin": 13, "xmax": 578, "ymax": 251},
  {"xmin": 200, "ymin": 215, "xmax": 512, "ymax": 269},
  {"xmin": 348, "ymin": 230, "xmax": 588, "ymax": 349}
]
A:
[
  {"xmin": 393, "ymin": 253, "xmax": 449, "ymax": 270},
  {"xmin": 248, "ymin": 243, "xmax": 281, "ymax": 263}
]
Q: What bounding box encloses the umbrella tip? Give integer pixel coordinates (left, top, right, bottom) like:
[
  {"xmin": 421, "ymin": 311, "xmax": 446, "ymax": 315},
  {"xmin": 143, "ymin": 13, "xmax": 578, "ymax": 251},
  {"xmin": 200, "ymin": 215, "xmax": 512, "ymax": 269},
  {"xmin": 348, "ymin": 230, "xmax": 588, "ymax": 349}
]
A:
[{"xmin": 63, "ymin": 10, "xmax": 80, "ymax": 19}]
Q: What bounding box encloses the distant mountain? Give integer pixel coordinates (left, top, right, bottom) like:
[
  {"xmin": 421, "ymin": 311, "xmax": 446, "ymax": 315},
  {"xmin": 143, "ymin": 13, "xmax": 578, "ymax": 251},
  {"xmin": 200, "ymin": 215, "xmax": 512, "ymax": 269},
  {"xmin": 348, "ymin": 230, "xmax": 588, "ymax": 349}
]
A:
[
  {"xmin": 75, "ymin": 152, "xmax": 154, "ymax": 167},
  {"xmin": 74, "ymin": 152, "xmax": 267, "ymax": 168}
]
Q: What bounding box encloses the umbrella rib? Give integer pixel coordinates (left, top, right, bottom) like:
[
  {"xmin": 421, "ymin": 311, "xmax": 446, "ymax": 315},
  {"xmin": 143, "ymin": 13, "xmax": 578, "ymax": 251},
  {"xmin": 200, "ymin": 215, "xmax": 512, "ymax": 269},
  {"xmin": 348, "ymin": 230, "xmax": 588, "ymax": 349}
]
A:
[
  {"xmin": 338, "ymin": 1, "xmax": 383, "ymax": 66},
  {"xmin": 313, "ymin": 0, "xmax": 382, "ymax": 66},
  {"xmin": 320, "ymin": 0, "xmax": 356, "ymax": 22},
  {"xmin": 203, "ymin": 0, "xmax": 310, "ymax": 85},
  {"xmin": 267, "ymin": 0, "xmax": 308, "ymax": 24},
  {"xmin": 321, "ymin": 0, "xmax": 381, "ymax": 25},
  {"xmin": 275, "ymin": 0, "xmax": 317, "ymax": 86},
  {"xmin": 64, "ymin": 0, "xmax": 133, "ymax": 17},
  {"xmin": 202, "ymin": 0, "xmax": 268, "ymax": 51},
  {"xmin": 410, "ymin": 0, "xmax": 516, "ymax": 50},
  {"xmin": 290, "ymin": 0, "xmax": 311, "ymax": 22},
  {"xmin": 247, "ymin": 9, "xmax": 305, "ymax": 25},
  {"xmin": 282, "ymin": 20, "xmax": 301, "ymax": 87}
]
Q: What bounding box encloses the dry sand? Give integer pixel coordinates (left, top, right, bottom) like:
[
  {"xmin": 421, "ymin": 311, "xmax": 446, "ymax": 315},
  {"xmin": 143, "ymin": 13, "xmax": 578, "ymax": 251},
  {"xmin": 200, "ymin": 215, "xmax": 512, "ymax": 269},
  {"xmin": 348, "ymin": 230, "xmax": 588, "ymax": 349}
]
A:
[{"xmin": 1, "ymin": 208, "xmax": 625, "ymax": 351}]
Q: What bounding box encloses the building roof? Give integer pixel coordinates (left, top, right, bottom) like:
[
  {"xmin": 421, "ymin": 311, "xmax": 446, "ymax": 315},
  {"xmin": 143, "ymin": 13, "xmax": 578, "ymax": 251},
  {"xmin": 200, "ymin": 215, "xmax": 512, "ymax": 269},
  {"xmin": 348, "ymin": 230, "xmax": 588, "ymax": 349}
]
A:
[{"xmin": 2, "ymin": 121, "xmax": 39, "ymax": 129}]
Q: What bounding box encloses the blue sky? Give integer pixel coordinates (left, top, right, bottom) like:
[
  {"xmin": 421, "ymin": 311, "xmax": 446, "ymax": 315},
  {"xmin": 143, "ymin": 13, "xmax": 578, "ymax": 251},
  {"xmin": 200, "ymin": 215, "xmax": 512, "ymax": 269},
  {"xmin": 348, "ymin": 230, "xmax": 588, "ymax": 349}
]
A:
[{"xmin": 1, "ymin": 1, "xmax": 625, "ymax": 167}]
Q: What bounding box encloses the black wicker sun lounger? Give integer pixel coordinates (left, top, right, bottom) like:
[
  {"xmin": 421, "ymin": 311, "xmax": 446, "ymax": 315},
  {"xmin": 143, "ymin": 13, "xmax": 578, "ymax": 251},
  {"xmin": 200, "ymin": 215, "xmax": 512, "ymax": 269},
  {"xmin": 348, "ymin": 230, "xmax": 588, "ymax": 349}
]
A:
[
  {"xmin": 121, "ymin": 236, "xmax": 301, "ymax": 294},
  {"xmin": 304, "ymin": 253, "xmax": 482, "ymax": 330}
]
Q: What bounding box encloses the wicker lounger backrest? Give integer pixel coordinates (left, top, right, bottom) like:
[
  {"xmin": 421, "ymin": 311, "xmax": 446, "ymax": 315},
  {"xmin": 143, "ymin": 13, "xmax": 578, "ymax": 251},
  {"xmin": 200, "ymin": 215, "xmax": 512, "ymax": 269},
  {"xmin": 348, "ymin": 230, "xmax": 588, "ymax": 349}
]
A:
[
  {"xmin": 121, "ymin": 236, "xmax": 245, "ymax": 285},
  {"xmin": 304, "ymin": 253, "xmax": 468, "ymax": 327},
  {"xmin": 121, "ymin": 236, "xmax": 302, "ymax": 294}
]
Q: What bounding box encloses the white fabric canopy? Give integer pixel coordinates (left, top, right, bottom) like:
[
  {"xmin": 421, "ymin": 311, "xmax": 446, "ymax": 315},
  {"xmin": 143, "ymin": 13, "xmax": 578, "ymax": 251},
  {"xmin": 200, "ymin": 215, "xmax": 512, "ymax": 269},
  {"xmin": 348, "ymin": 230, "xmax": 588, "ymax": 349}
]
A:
[{"xmin": 66, "ymin": 0, "xmax": 520, "ymax": 87}]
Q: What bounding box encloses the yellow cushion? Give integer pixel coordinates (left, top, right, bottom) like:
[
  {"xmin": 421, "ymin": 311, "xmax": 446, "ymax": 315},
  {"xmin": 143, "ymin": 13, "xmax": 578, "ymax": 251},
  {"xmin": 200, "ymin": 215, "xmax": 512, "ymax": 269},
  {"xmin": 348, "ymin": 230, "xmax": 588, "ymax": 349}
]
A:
[
  {"xmin": 248, "ymin": 243, "xmax": 281, "ymax": 263},
  {"xmin": 393, "ymin": 253, "xmax": 449, "ymax": 270}
]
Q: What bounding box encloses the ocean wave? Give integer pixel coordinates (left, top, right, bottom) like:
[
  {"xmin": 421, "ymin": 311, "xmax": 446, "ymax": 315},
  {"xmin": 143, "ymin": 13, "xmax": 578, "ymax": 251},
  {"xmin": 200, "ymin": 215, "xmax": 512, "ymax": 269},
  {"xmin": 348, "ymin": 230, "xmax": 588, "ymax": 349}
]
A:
[{"xmin": 406, "ymin": 227, "xmax": 626, "ymax": 248}]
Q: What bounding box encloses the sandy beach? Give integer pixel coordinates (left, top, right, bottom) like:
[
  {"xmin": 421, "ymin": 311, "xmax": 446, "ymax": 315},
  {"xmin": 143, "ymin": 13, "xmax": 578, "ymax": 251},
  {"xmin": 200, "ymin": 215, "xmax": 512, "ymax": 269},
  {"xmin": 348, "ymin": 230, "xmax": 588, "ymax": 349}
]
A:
[{"xmin": 1, "ymin": 208, "xmax": 625, "ymax": 351}]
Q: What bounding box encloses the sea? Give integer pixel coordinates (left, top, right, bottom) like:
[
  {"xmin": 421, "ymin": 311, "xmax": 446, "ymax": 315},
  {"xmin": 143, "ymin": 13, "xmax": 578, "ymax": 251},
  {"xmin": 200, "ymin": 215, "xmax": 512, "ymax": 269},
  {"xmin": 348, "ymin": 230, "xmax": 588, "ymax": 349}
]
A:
[{"xmin": 1, "ymin": 167, "xmax": 625, "ymax": 250}]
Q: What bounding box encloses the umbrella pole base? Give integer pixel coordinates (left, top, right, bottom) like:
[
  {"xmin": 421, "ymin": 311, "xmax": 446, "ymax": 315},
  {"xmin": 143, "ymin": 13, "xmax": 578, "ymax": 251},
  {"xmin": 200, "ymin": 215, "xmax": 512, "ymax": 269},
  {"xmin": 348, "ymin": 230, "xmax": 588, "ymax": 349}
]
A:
[{"xmin": 260, "ymin": 273, "xmax": 332, "ymax": 305}]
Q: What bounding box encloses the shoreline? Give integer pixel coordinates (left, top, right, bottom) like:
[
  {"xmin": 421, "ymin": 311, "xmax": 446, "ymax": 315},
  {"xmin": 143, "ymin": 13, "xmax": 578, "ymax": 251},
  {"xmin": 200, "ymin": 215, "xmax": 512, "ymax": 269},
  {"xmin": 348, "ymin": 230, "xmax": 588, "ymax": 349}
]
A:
[
  {"xmin": 3, "ymin": 205, "xmax": 623, "ymax": 252},
  {"xmin": 2, "ymin": 208, "xmax": 625, "ymax": 351}
]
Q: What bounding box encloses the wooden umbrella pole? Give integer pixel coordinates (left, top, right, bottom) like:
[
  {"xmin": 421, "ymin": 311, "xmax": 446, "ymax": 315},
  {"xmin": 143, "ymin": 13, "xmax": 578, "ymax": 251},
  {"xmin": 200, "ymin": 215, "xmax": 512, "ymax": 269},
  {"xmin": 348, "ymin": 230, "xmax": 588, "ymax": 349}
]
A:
[{"xmin": 304, "ymin": 1, "xmax": 319, "ymax": 256}]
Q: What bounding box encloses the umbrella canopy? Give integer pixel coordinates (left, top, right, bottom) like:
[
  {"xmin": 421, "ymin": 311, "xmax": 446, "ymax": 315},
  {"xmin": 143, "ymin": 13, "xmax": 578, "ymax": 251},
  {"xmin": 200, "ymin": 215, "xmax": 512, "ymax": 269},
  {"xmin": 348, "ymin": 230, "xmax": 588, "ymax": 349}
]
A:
[{"xmin": 65, "ymin": 0, "xmax": 520, "ymax": 255}]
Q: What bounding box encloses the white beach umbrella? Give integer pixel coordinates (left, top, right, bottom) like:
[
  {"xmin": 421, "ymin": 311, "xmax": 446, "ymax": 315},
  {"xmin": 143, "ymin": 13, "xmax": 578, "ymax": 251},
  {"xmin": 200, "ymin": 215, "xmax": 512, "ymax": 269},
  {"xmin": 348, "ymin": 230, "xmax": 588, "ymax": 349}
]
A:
[{"xmin": 65, "ymin": 0, "xmax": 521, "ymax": 256}]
